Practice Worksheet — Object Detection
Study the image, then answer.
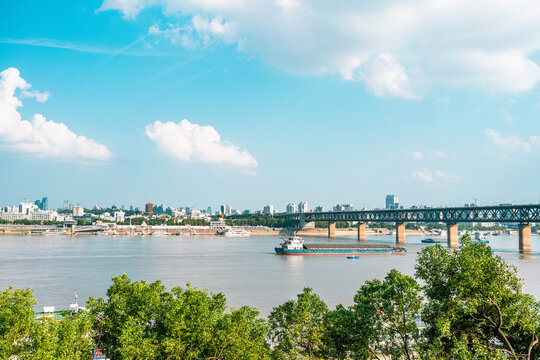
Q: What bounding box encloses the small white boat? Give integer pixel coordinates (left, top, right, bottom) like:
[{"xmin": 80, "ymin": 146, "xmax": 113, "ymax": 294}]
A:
[
  {"xmin": 222, "ymin": 228, "xmax": 250, "ymax": 237},
  {"xmin": 151, "ymin": 230, "xmax": 169, "ymax": 236},
  {"xmin": 43, "ymin": 229, "xmax": 67, "ymax": 235}
]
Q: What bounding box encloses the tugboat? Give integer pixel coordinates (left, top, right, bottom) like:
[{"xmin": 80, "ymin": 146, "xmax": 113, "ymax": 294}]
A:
[{"xmin": 275, "ymin": 235, "xmax": 406, "ymax": 256}]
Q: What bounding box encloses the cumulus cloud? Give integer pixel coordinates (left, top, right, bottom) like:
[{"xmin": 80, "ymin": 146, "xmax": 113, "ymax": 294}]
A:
[
  {"xmin": 411, "ymin": 169, "xmax": 459, "ymax": 183},
  {"xmin": 0, "ymin": 67, "xmax": 113, "ymax": 161},
  {"xmin": 101, "ymin": 0, "xmax": 540, "ymax": 98},
  {"xmin": 145, "ymin": 119, "xmax": 257, "ymax": 168},
  {"xmin": 484, "ymin": 128, "xmax": 539, "ymax": 154}
]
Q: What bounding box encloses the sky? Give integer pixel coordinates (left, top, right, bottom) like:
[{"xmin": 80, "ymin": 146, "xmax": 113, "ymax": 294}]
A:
[{"xmin": 1, "ymin": 0, "xmax": 540, "ymax": 211}]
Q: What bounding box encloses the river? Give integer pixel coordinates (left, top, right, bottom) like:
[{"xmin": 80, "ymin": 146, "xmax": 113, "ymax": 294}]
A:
[{"xmin": 1, "ymin": 233, "xmax": 539, "ymax": 316}]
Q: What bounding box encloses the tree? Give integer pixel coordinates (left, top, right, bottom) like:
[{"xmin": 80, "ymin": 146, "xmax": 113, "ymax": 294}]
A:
[
  {"xmin": 415, "ymin": 233, "xmax": 540, "ymax": 359},
  {"xmin": 342, "ymin": 270, "xmax": 422, "ymax": 360},
  {"xmin": 268, "ymin": 288, "xmax": 328, "ymax": 359},
  {"xmin": 87, "ymin": 274, "xmax": 270, "ymax": 360},
  {"xmin": 0, "ymin": 287, "xmax": 35, "ymax": 356}
]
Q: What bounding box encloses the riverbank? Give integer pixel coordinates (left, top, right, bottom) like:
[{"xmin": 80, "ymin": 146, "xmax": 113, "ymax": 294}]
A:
[{"xmin": 0, "ymin": 224, "xmax": 435, "ymax": 237}]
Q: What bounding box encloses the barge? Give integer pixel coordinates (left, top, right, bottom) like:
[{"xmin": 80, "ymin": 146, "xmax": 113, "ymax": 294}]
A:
[{"xmin": 275, "ymin": 236, "xmax": 406, "ymax": 256}]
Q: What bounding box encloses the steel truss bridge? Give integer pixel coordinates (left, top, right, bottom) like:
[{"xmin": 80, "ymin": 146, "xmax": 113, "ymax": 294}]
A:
[
  {"xmin": 277, "ymin": 204, "xmax": 540, "ymax": 224},
  {"xmin": 276, "ymin": 204, "xmax": 539, "ymax": 251}
]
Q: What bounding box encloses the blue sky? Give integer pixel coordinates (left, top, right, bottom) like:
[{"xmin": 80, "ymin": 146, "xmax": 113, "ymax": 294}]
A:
[{"xmin": 1, "ymin": 0, "xmax": 540, "ymax": 211}]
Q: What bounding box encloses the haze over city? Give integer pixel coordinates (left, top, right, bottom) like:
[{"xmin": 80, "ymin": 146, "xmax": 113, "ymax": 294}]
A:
[{"xmin": 2, "ymin": 1, "xmax": 540, "ymax": 209}]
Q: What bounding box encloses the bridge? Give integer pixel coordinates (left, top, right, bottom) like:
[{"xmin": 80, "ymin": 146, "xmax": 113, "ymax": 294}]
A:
[{"xmin": 276, "ymin": 204, "xmax": 540, "ymax": 252}]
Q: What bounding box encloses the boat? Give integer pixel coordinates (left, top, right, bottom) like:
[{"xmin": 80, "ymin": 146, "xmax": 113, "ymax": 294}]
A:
[
  {"xmin": 151, "ymin": 230, "xmax": 169, "ymax": 236},
  {"xmin": 43, "ymin": 229, "xmax": 67, "ymax": 235},
  {"xmin": 421, "ymin": 238, "xmax": 446, "ymax": 243},
  {"xmin": 469, "ymin": 239, "xmax": 489, "ymax": 244},
  {"xmin": 275, "ymin": 236, "xmax": 406, "ymax": 256},
  {"xmin": 222, "ymin": 228, "xmax": 250, "ymax": 237},
  {"xmin": 347, "ymin": 255, "xmax": 360, "ymax": 259},
  {"xmin": 474, "ymin": 232, "xmax": 487, "ymax": 241}
]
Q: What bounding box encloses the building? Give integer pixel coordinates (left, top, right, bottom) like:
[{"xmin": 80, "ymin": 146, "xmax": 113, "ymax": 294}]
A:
[
  {"xmin": 314, "ymin": 206, "xmax": 325, "ymax": 212},
  {"xmin": 41, "ymin": 197, "xmax": 48, "ymax": 210},
  {"xmin": 385, "ymin": 195, "xmax": 399, "ymax": 209},
  {"xmin": 263, "ymin": 204, "xmax": 274, "ymax": 215},
  {"xmin": 220, "ymin": 205, "xmax": 232, "ymax": 215},
  {"xmin": 298, "ymin": 201, "xmax": 308, "ymax": 213},
  {"xmin": 333, "ymin": 204, "xmax": 354, "ymax": 212},
  {"xmin": 113, "ymin": 211, "xmax": 125, "ymax": 222},
  {"xmin": 73, "ymin": 206, "xmax": 84, "ymax": 217},
  {"xmin": 145, "ymin": 202, "xmax": 154, "ymax": 215},
  {"xmin": 286, "ymin": 203, "xmax": 296, "ymax": 214}
]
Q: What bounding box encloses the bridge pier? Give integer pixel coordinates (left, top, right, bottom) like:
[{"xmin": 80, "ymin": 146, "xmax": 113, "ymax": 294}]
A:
[
  {"xmin": 328, "ymin": 221, "xmax": 336, "ymax": 238},
  {"xmin": 447, "ymin": 223, "xmax": 458, "ymax": 248},
  {"xmin": 519, "ymin": 223, "xmax": 532, "ymax": 253},
  {"xmin": 357, "ymin": 222, "xmax": 366, "ymax": 241},
  {"xmin": 395, "ymin": 222, "xmax": 405, "ymax": 245}
]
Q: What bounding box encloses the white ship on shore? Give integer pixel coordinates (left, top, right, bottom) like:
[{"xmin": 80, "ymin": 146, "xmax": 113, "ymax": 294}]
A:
[{"xmin": 222, "ymin": 228, "xmax": 250, "ymax": 237}]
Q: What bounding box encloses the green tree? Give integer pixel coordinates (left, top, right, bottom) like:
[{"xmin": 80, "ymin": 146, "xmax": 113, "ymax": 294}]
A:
[
  {"xmin": 87, "ymin": 274, "xmax": 270, "ymax": 360},
  {"xmin": 0, "ymin": 287, "xmax": 36, "ymax": 356},
  {"xmin": 347, "ymin": 269, "xmax": 422, "ymax": 359},
  {"xmin": 268, "ymin": 288, "xmax": 328, "ymax": 359},
  {"xmin": 415, "ymin": 233, "xmax": 540, "ymax": 359}
]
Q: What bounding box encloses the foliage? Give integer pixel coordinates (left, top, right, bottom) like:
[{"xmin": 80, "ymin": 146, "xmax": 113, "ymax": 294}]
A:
[
  {"xmin": 415, "ymin": 233, "xmax": 540, "ymax": 359},
  {"xmin": 225, "ymin": 214, "xmax": 294, "ymax": 228},
  {"xmin": 87, "ymin": 274, "xmax": 270, "ymax": 360},
  {"xmin": 314, "ymin": 221, "xmax": 350, "ymax": 229},
  {"xmin": 348, "ymin": 269, "xmax": 422, "ymax": 359},
  {"xmin": 0, "ymin": 287, "xmax": 93, "ymax": 359},
  {"xmin": 321, "ymin": 270, "xmax": 422, "ymax": 359},
  {"xmin": 0, "ymin": 287, "xmax": 36, "ymax": 356},
  {"xmin": 268, "ymin": 287, "xmax": 328, "ymax": 359}
]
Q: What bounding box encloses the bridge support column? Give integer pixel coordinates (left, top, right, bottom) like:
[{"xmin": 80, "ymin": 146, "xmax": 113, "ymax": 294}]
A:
[
  {"xmin": 328, "ymin": 221, "xmax": 336, "ymax": 238},
  {"xmin": 519, "ymin": 223, "xmax": 532, "ymax": 253},
  {"xmin": 447, "ymin": 223, "xmax": 458, "ymax": 248},
  {"xmin": 357, "ymin": 222, "xmax": 366, "ymax": 241},
  {"xmin": 395, "ymin": 222, "xmax": 405, "ymax": 245}
]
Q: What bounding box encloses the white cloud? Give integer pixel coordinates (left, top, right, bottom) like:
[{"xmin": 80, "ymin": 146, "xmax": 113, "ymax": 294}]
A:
[
  {"xmin": 145, "ymin": 119, "xmax": 257, "ymax": 168},
  {"xmin": 411, "ymin": 169, "xmax": 459, "ymax": 183},
  {"xmin": 408, "ymin": 151, "xmax": 423, "ymax": 160},
  {"xmin": 484, "ymin": 128, "xmax": 537, "ymax": 153},
  {"xmin": 0, "ymin": 67, "xmax": 113, "ymax": 161},
  {"xmin": 429, "ymin": 150, "xmax": 447, "ymax": 159},
  {"xmin": 101, "ymin": 0, "xmax": 540, "ymax": 98},
  {"xmin": 148, "ymin": 15, "xmax": 238, "ymax": 48}
]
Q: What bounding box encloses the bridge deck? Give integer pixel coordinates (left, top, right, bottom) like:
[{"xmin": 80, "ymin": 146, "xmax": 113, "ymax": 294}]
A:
[{"xmin": 279, "ymin": 204, "xmax": 540, "ymax": 223}]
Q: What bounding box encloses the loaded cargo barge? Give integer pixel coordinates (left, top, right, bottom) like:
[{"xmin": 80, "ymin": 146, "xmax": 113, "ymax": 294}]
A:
[{"xmin": 275, "ymin": 236, "xmax": 406, "ymax": 256}]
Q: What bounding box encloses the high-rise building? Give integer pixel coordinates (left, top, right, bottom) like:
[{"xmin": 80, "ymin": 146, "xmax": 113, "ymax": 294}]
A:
[
  {"xmin": 315, "ymin": 206, "xmax": 325, "ymax": 212},
  {"xmin": 145, "ymin": 202, "xmax": 154, "ymax": 215},
  {"xmin": 385, "ymin": 195, "xmax": 398, "ymax": 209},
  {"xmin": 41, "ymin": 197, "xmax": 48, "ymax": 210},
  {"xmin": 286, "ymin": 203, "xmax": 296, "ymax": 214},
  {"xmin": 298, "ymin": 201, "xmax": 308, "ymax": 213},
  {"xmin": 263, "ymin": 204, "xmax": 274, "ymax": 215},
  {"xmin": 220, "ymin": 205, "xmax": 232, "ymax": 215},
  {"xmin": 73, "ymin": 206, "xmax": 84, "ymax": 217},
  {"xmin": 207, "ymin": 206, "xmax": 212, "ymax": 215}
]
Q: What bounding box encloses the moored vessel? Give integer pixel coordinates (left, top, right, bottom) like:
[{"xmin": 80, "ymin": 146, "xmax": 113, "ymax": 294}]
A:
[
  {"xmin": 275, "ymin": 236, "xmax": 406, "ymax": 256},
  {"xmin": 222, "ymin": 228, "xmax": 250, "ymax": 237}
]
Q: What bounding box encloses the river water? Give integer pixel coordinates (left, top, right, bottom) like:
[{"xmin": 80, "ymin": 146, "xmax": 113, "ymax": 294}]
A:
[{"xmin": 1, "ymin": 234, "xmax": 539, "ymax": 316}]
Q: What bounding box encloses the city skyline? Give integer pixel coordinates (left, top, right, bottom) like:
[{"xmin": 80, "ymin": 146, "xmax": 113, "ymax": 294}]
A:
[{"xmin": 2, "ymin": 1, "xmax": 540, "ymax": 209}]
